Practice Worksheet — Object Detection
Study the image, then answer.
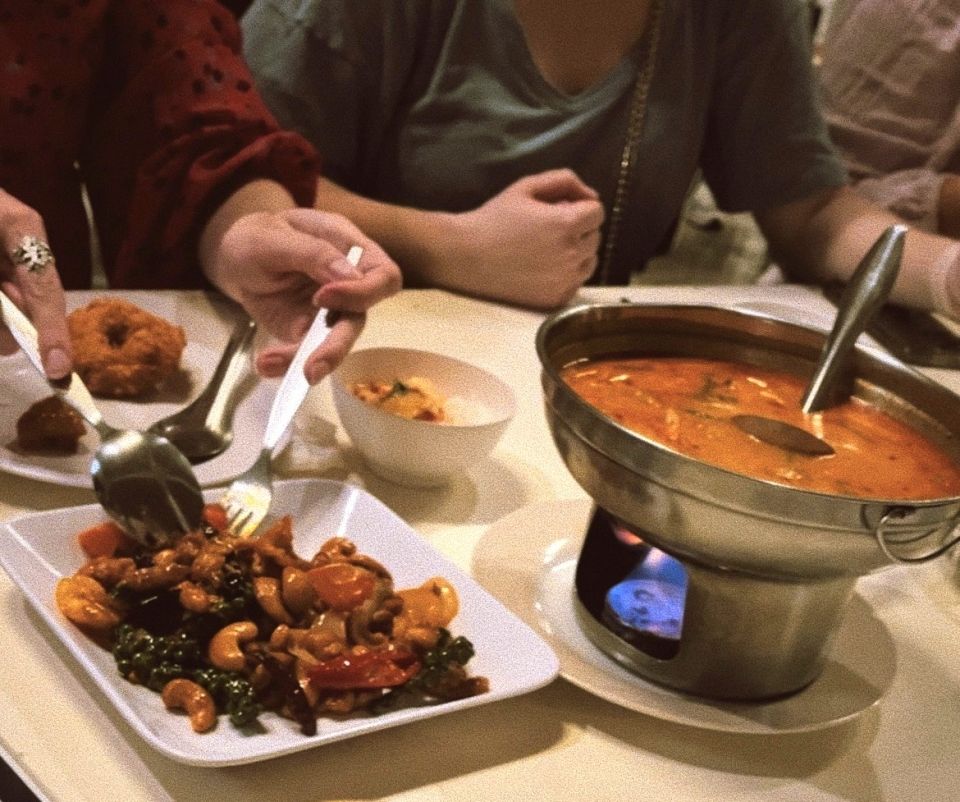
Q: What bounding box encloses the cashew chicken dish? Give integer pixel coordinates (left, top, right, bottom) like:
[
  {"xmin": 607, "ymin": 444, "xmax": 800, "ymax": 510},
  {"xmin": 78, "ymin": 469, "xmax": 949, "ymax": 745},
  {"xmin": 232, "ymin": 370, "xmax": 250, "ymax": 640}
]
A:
[{"xmin": 55, "ymin": 504, "xmax": 488, "ymax": 735}]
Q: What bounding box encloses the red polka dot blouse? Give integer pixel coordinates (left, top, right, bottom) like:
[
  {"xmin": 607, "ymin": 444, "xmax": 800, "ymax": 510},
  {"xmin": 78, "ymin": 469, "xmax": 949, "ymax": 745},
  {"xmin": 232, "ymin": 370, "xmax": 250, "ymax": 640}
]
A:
[{"xmin": 0, "ymin": 0, "xmax": 320, "ymax": 289}]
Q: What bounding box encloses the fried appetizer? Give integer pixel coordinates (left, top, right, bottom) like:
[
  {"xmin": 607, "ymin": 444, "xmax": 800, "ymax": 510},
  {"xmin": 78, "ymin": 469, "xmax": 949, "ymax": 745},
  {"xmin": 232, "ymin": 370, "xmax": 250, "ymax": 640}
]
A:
[
  {"xmin": 16, "ymin": 395, "xmax": 85, "ymax": 453},
  {"xmin": 68, "ymin": 298, "xmax": 186, "ymax": 398}
]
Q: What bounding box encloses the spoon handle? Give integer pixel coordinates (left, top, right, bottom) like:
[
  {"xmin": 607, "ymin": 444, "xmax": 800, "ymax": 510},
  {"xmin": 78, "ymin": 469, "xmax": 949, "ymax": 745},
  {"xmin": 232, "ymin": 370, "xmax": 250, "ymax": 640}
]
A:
[
  {"xmin": 180, "ymin": 315, "xmax": 256, "ymax": 427},
  {"xmin": 0, "ymin": 290, "xmax": 105, "ymax": 430},
  {"xmin": 801, "ymin": 225, "xmax": 906, "ymax": 414},
  {"xmin": 204, "ymin": 316, "xmax": 256, "ymax": 417},
  {"xmin": 261, "ymin": 245, "xmax": 364, "ymax": 450}
]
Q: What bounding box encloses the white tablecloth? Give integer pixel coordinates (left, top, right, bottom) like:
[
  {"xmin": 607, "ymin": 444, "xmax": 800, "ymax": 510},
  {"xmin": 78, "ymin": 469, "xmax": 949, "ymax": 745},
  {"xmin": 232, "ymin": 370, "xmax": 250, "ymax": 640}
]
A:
[{"xmin": 2, "ymin": 285, "xmax": 959, "ymax": 802}]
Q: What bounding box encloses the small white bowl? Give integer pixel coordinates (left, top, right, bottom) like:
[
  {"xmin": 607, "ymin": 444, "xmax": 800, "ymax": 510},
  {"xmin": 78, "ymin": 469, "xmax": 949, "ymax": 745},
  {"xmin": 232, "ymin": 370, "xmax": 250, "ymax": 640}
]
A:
[{"xmin": 331, "ymin": 347, "xmax": 516, "ymax": 487}]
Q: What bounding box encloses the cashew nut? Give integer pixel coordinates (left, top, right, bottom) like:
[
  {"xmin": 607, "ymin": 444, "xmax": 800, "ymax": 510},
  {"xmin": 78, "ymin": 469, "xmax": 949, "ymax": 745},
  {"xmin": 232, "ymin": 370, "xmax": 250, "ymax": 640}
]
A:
[
  {"xmin": 120, "ymin": 562, "xmax": 190, "ymax": 592},
  {"xmin": 268, "ymin": 623, "xmax": 291, "ymax": 650},
  {"xmin": 151, "ymin": 548, "xmax": 178, "ymax": 569},
  {"xmin": 161, "ymin": 678, "xmax": 216, "ymax": 733},
  {"xmin": 78, "ymin": 555, "xmax": 136, "ymax": 588},
  {"xmin": 177, "ymin": 580, "xmax": 214, "ymax": 613},
  {"xmin": 281, "ymin": 566, "xmax": 316, "ymax": 617},
  {"xmin": 55, "ymin": 575, "xmax": 121, "ymax": 631},
  {"xmin": 208, "ymin": 620, "xmax": 258, "ymax": 671},
  {"xmin": 189, "ymin": 543, "xmax": 227, "ymax": 584},
  {"xmin": 393, "ymin": 577, "xmax": 459, "ymax": 647},
  {"xmin": 173, "ymin": 532, "xmax": 204, "ymax": 563},
  {"xmin": 253, "ymin": 576, "xmax": 294, "ymax": 624}
]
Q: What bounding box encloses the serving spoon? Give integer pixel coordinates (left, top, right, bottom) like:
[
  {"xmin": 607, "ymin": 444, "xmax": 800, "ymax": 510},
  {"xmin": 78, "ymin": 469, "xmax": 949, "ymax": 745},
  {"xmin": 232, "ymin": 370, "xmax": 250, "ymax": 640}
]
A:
[
  {"xmin": 0, "ymin": 290, "xmax": 203, "ymax": 548},
  {"xmin": 147, "ymin": 314, "xmax": 256, "ymax": 464},
  {"xmin": 732, "ymin": 224, "xmax": 906, "ymax": 456}
]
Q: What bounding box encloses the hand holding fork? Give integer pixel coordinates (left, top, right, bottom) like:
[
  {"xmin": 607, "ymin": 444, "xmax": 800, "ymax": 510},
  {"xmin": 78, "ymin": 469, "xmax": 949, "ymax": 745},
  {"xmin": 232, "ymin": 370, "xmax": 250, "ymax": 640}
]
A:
[{"xmin": 220, "ymin": 245, "xmax": 363, "ymax": 537}]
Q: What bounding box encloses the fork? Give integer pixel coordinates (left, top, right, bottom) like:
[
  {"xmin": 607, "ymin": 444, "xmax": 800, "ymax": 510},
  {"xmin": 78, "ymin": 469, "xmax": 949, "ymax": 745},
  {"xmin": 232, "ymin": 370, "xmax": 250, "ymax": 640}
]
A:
[{"xmin": 220, "ymin": 245, "xmax": 363, "ymax": 537}]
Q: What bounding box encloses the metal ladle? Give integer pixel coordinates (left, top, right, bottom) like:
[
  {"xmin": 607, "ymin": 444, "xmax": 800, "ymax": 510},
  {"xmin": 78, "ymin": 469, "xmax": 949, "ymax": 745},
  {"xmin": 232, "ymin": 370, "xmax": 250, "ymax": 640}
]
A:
[
  {"xmin": 147, "ymin": 315, "xmax": 256, "ymax": 464},
  {"xmin": 732, "ymin": 224, "xmax": 907, "ymax": 456},
  {"xmin": 0, "ymin": 291, "xmax": 203, "ymax": 548}
]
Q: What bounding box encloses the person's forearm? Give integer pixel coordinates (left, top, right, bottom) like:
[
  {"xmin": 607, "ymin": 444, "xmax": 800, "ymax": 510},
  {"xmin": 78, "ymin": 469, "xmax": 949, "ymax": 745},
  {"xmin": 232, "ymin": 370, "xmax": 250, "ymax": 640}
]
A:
[
  {"xmin": 199, "ymin": 179, "xmax": 297, "ymax": 298},
  {"xmin": 315, "ymin": 173, "xmax": 604, "ymax": 309},
  {"xmin": 313, "ymin": 178, "xmax": 463, "ymax": 290},
  {"xmin": 843, "ymin": 168, "xmax": 946, "ymax": 234},
  {"xmin": 811, "ymin": 189, "xmax": 959, "ymax": 314},
  {"xmin": 763, "ymin": 186, "xmax": 960, "ymax": 315},
  {"xmin": 938, "ymin": 174, "xmax": 960, "ymax": 239}
]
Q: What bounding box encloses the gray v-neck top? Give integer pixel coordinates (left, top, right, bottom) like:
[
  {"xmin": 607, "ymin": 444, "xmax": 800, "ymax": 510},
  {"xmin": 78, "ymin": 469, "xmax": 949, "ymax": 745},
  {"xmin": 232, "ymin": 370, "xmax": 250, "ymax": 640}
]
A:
[{"xmin": 243, "ymin": 0, "xmax": 846, "ymax": 284}]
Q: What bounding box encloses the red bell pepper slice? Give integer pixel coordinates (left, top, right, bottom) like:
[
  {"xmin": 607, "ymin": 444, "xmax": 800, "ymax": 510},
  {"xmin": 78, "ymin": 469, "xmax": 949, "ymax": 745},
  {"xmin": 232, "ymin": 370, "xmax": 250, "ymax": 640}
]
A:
[{"xmin": 307, "ymin": 648, "xmax": 421, "ymax": 690}]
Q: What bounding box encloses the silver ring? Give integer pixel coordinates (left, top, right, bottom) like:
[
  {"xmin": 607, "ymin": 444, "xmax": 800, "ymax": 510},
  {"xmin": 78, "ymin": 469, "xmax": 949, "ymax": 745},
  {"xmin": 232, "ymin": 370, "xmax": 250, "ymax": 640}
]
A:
[{"xmin": 11, "ymin": 235, "xmax": 54, "ymax": 273}]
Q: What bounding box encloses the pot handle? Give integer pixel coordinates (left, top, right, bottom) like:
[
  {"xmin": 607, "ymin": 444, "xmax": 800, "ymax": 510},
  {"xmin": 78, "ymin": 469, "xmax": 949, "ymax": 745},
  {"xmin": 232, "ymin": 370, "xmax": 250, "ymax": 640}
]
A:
[{"xmin": 875, "ymin": 507, "xmax": 960, "ymax": 564}]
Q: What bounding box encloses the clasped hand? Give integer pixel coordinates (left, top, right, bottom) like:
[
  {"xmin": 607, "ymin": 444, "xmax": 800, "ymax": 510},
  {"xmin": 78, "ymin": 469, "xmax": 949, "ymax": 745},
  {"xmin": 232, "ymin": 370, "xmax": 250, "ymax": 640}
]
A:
[{"xmin": 450, "ymin": 168, "xmax": 605, "ymax": 310}]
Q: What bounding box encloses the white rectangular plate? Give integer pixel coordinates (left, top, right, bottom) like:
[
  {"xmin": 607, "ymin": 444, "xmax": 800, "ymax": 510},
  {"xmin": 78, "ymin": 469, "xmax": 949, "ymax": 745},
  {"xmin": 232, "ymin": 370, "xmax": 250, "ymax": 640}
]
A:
[{"xmin": 0, "ymin": 478, "xmax": 559, "ymax": 766}]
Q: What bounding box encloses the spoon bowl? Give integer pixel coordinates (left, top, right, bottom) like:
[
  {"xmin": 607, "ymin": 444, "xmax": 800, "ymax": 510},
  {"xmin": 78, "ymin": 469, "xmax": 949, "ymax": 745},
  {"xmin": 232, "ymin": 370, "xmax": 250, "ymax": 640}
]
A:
[
  {"xmin": 1, "ymin": 291, "xmax": 203, "ymax": 548},
  {"xmin": 147, "ymin": 315, "xmax": 256, "ymax": 464},
  {"xmin": 730, "ymin": 414, "xmax": 835, "ymax": 457},
  {"xmin": 90, "ymin": 427, "xmax": 204, "ymax": 548}
]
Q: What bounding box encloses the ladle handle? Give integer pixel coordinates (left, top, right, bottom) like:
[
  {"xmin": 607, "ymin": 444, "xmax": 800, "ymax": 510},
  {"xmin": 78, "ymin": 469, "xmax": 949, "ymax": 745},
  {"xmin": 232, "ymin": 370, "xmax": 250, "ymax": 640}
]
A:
[
  {"xmin": 0, "ymin": 290, "xmax": 105, "ymax": 430},
  {"xmin": 801, "ymin": 225, "xmax": 906, "ymax": 413}
]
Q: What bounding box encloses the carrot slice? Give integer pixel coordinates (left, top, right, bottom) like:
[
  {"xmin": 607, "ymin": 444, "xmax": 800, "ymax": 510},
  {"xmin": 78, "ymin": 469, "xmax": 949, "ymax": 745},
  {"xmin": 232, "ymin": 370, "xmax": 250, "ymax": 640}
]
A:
[
  {"xmin": 77, "ymin": 521, "xmax": 130, "ymax": 558},
  {"xmin": 306, "ymin": 563, "xmax": 377, "ymax": 611},
  {"xmin": 202, "ymin": 503, "xmax": 229, "ymax": 532}
]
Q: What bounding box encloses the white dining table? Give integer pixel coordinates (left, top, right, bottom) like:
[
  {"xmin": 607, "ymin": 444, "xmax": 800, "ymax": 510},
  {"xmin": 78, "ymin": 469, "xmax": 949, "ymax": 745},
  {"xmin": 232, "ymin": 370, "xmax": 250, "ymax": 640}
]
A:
[{"xmin": 2, "ymin": 284, "xmax": 959, "ymax": 802}]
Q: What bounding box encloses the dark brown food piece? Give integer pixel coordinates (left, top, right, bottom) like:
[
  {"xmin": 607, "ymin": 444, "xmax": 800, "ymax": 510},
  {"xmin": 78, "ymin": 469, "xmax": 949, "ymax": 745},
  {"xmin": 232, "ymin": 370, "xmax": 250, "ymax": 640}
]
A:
[{"xmin": 16, "ymin": 395, "xmax": 86, "ymax": 453}]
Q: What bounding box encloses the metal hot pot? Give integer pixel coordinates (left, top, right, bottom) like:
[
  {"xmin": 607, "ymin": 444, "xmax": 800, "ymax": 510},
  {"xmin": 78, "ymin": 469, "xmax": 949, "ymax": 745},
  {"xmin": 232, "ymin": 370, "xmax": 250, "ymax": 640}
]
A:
[{"xmin": 536, "ymin": 303, "xmax": 960, "ymax": 701}]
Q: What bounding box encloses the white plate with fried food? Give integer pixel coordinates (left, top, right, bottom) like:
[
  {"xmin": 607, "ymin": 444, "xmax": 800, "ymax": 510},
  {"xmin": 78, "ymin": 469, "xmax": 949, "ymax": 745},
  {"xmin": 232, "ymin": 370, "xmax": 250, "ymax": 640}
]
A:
[
  {"xmin": 0, "ymin": 290, "xmax": 275, "ymax": 488},
  {"xmin": 0, "ymin": 478, "xmax": 559, "ymax": 766}
]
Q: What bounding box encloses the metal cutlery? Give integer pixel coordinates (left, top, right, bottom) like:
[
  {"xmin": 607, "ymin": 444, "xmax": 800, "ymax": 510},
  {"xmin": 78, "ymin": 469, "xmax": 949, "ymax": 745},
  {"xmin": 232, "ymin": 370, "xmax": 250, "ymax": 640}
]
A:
[
  {"xmin": 147, "ymin": 314, "xmax": 256, "ymax": 464},
  {"xmin": 220, "ymin": 245, "xmax": 363, "ymax": 537},
  {"xmin": 732, "ymin": 224, "xmax": 905, "ymax": 455},
  {"xmin": 0, "ymin": 290, "xmax": 204, "ymax": 547}
]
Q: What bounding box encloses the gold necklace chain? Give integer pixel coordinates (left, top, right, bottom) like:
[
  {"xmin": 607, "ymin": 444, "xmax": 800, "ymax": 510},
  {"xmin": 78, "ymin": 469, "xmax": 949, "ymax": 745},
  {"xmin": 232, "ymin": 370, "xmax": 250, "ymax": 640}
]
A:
[{"xmin": 597, "ymin": 0, "xmax": 664, "ymax": 285}]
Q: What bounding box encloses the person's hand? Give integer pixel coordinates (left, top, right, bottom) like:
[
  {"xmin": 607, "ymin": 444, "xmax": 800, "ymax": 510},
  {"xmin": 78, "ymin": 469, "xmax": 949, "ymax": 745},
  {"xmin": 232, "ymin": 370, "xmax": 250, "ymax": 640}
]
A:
[
  {"xmin": 446, "ymin": 168, "xmax": 605, "ymax": 309},
  {"xmin": 205, "ymin": 208, "xmax": 401, "ymax": 383},
  {"xmin": 0, "ymin": 189, "xmax": 72, "ymax": 379}
]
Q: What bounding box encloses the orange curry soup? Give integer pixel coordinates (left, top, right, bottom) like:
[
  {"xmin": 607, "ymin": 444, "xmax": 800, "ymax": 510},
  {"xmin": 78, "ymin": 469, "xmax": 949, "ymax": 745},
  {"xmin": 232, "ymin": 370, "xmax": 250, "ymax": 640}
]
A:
[{"xmin": 561, "ymin": 357, "xmax": 960, "ymax": 500}]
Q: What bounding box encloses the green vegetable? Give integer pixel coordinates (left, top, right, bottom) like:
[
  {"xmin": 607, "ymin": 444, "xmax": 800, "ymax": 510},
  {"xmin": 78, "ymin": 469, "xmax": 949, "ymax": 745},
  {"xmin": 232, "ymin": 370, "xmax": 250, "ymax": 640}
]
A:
[
  {"xmin": 411, "ymin": 629, "xmax": 475, "ymax": 689},
  {"xmin": 112, "ymin": 623, "xmax": 201, "ymax": 692},
  {"xmin": 372, "ymin": 629, "xmax": 478, "ymax": 712},
  {"xmin": 385, "ymin": 380, "xmax": 410, "ymax": 398},
  {"xmin": 112, "ymin": 623, "xmax": 261, "ymax": 727},
  {"xmin": 109, "ymin": 552, "xmax": 262, "ymax": 728},
  {"xmin": 193, "ymin": 667, "xmax": 261, "ymax": 727}
]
